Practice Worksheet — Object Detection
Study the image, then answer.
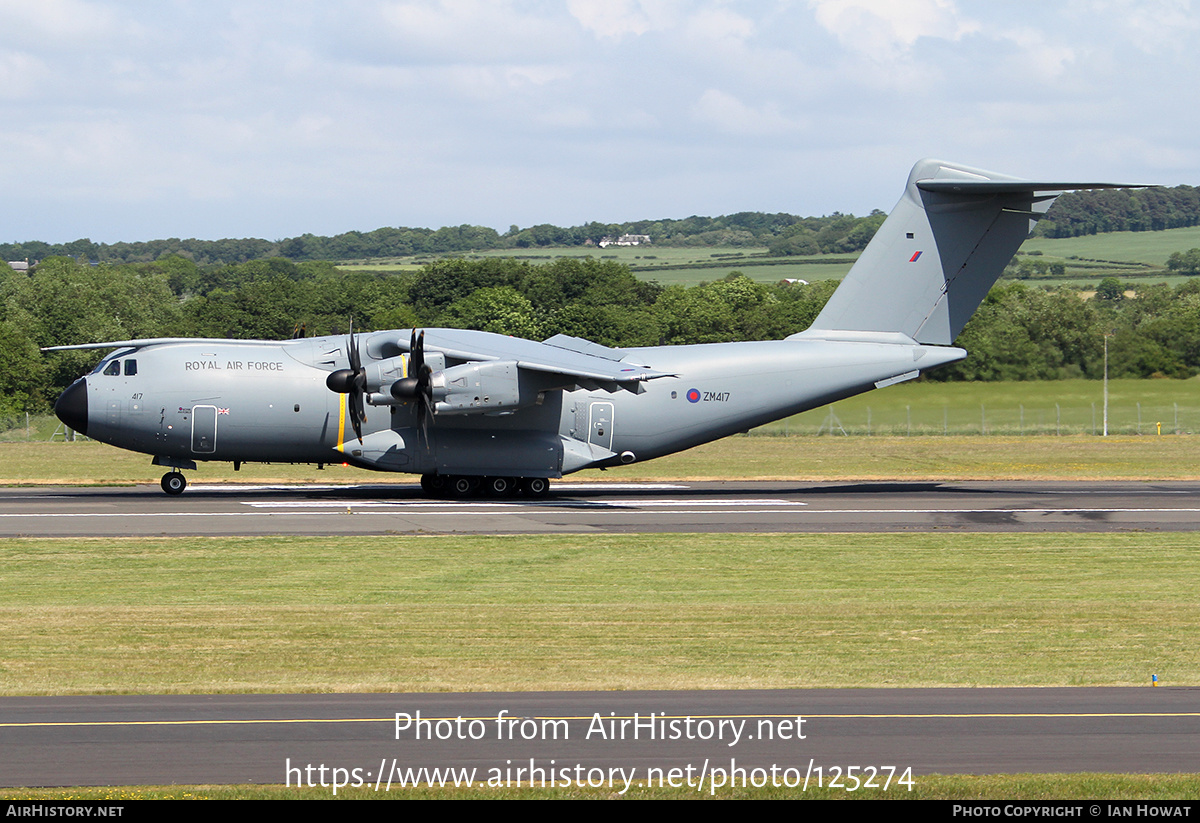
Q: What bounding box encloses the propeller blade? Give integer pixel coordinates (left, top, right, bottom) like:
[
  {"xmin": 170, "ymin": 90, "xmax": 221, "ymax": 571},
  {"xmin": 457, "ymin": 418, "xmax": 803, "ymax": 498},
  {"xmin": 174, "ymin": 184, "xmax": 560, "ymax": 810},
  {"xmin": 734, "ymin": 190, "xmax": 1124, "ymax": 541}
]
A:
[
  {"xmin": 348, "ymin": 384, "xmax": 365, "ymax": 443},
  {"xmin": 348, "ymin": 319, "xmax": 363, "ymax": 372},
  {"xmin": 408, "ymin": 328, "xmax": 433, "ymax": 448},
  {"xmin": 323, "ymin": 318, "xmax": 367, "ymax": 443}
]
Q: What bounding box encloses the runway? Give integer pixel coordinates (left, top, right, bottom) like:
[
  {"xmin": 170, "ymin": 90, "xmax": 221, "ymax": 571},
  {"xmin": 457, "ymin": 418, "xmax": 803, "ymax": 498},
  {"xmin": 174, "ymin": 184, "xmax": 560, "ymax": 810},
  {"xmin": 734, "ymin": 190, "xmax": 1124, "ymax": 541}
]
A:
[
  {"xmin": 2, "ymin": 688, "xmax": 1197, "ymax": 789},
  {"xmin": 2, "ymin": 480, "xmax": 1200, "ymax": 536},
  {"xmin": 5, "ymin": 480, "xmax": 1198, "ymax": 791}
]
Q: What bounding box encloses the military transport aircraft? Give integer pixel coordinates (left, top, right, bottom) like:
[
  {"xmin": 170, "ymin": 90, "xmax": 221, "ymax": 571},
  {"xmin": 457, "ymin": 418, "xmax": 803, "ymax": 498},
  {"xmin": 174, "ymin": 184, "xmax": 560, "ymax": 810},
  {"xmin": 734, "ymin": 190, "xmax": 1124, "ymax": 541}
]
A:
[{"xmin": 46, "ymin": 159, "xmax": 1136, "ymax": 496}]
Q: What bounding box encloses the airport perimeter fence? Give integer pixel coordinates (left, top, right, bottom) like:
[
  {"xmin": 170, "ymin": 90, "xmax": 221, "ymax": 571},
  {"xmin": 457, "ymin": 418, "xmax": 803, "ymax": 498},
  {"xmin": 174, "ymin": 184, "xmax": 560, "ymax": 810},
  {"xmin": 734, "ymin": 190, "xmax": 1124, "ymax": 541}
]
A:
[
  {"xmin": 752, "ymin": 402, "xmax": 1200, "ymax": 437},
  {"xmin": 0, "ymin": 414, "xmax": 82, "ymax": 442},
  {"xmin": 0, "ymin": 413, "xmax": 36, "ymax": 441}
]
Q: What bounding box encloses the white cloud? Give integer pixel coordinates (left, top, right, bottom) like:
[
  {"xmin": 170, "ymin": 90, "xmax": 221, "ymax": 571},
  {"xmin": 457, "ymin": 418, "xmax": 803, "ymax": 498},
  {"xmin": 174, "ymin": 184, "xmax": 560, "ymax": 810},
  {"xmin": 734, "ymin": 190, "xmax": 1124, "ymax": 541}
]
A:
[
  {"xmin": 370, "ymin": 0, "xmax": 576, "ymax": 63},
  {"xmin": 567, "ymin": 0, "xmax": 683, "ymax": 39},
  {"xmin": 0, "ymin": 51, "xmax": 48, "ymax": 100},
  {"xmin": 0, "ymin": 0, "xmax": 127, "ymax": 44},
  {"xmin": 692, "ymin": 88, "xmax": 802, "ymax": 137},
  {"xmin": 808, "ymin": 0, "xmax": 978, "ymax": 58},
  {"xmin": 1069, "ymin": 0, "xmax": 1200, "ymax": 53}
]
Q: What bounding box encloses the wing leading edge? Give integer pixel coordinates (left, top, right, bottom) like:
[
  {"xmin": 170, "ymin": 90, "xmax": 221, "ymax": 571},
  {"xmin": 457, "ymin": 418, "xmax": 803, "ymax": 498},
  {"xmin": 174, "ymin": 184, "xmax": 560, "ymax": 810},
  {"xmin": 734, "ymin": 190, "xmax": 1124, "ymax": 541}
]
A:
[{"xmin": 391, "ymin": 328, "xmax": 674, "ymax": 390}]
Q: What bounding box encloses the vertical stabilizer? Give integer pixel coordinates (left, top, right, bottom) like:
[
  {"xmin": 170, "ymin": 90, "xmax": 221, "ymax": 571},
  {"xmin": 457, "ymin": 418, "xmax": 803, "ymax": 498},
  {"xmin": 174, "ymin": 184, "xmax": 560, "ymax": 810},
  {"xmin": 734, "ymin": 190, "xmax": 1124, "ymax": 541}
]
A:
[{"xmin": 801, "ymin": 159, "xmax": 1135, "ymax": 346}]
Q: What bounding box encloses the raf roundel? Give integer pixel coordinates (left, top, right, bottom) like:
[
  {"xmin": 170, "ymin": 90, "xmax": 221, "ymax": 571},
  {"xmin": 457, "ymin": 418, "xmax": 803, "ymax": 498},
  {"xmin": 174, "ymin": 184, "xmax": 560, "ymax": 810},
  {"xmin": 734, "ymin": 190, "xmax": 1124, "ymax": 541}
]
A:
[{"xmin": 686, "ymin": 388, "xmax": 701, "ymax": 403}]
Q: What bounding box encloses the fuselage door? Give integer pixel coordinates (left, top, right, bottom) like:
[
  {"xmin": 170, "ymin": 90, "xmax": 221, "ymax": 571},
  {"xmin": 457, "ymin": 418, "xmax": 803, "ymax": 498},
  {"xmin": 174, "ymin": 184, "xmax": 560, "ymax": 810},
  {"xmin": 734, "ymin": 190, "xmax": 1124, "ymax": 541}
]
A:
[
  {"xmin": 191, "ymin": 405, "xmax": 218, "ymax": 454},
  {"xmin": 587, "ymin": 401, "xmax": 614, "ymax": 451}
]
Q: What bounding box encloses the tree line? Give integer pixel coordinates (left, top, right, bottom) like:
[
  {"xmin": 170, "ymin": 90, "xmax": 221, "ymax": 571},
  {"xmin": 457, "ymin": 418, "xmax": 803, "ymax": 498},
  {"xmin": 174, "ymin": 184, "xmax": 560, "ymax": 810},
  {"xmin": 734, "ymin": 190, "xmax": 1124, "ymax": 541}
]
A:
[
  {"xmin": 8, "ymin": 185, "xmax": 1194, "ymax": 268},
  {"xmin": 3, "ymin": 255, "xmax": 1199, "ymax": 420},
  {"xmin": 1034, "ymin": 185, "xmax": 1200, "ymax": 238}
]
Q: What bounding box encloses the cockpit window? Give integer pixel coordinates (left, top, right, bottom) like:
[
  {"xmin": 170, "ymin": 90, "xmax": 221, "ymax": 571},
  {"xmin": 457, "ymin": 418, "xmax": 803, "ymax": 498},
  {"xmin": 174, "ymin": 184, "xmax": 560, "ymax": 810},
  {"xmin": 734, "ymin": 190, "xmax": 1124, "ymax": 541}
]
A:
[
  {"xmin": 103, "ymin": 360, "xmax": 121, "ymax": 376},
  {"xmin": 124, "ymin": 359, "xmax": 137, "ymax": 376}
]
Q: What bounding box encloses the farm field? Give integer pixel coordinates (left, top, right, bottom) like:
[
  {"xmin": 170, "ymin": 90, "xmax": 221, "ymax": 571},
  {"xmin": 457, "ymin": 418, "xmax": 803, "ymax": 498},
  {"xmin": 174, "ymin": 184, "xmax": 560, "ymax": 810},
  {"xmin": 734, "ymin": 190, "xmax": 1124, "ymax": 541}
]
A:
[
  {"xmin": 1021, "ymin": 224, "xmax": 1200, "ymax": 265},
  {"xmin": 339, "ymin": 245, "xmax": 857, "ymax": 285},
  {"xmin": 336, "ymin": 224, "xmax": 1200, "ymax": 289}
]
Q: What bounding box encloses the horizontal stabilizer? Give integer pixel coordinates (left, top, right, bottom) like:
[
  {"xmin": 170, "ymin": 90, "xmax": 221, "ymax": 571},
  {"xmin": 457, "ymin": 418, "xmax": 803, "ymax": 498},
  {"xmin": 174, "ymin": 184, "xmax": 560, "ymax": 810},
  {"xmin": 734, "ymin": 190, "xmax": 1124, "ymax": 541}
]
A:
[{"xmin": 917, "ymin": 179, "xmax": 1136, "ymax": 195}]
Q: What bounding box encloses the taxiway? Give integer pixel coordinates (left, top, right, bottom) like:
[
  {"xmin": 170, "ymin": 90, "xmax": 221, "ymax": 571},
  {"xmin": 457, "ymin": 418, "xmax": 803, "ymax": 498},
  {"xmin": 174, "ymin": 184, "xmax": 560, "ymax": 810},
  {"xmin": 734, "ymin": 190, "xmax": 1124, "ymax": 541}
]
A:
[{"xmin": 2, "ymin": 688, "xmax": 1195, "ymax": 788}]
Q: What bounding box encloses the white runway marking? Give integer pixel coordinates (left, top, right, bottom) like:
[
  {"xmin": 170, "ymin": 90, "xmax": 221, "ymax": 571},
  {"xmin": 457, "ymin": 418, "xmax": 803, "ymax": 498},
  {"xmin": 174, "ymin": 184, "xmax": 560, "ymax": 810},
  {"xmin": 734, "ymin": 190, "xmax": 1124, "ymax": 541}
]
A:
[
  {"xmin": 3, "ymin": 507, "xmax": 1200, "ymax": 520},
  {"xmin": 239, "ymin": 498, "xmax": 805, "ymax": 509}
]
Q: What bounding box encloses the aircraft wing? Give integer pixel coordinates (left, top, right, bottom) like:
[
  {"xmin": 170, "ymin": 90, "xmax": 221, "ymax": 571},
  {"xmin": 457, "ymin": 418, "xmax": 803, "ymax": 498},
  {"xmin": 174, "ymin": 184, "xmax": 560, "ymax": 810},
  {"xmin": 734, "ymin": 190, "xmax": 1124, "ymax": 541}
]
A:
[
  {"xmin": 41, "ymin": 337, "xmax": 285, "ymax": 352},
  {"xmin": 397, "ymin": 328, "xmax": 674, "ymax": 389}
]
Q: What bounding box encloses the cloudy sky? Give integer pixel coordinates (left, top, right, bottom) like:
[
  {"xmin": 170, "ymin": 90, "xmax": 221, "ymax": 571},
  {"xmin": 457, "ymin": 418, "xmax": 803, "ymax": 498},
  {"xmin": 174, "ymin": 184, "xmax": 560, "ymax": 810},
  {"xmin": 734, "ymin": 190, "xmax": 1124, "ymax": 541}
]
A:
[{"xmin": 1, "ymin": 0, "xmax": 1196, "ymax": 243}]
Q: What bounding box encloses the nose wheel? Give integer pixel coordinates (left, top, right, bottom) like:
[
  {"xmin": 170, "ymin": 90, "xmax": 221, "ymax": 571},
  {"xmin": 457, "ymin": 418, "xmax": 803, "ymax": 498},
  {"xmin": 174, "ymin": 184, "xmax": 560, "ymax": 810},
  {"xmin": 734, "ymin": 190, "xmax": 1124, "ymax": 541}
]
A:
[{"xmin": 160, "ymin": 471, "xmax": 187, "ymax": 495}]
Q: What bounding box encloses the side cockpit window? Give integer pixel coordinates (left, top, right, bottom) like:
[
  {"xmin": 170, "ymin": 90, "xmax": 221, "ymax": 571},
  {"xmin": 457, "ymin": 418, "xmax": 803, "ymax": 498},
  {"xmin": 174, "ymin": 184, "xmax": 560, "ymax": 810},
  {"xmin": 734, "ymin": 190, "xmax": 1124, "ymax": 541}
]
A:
[{"xmin": 98, "ymin": 357, "xmax": 137, "ymax": 377}]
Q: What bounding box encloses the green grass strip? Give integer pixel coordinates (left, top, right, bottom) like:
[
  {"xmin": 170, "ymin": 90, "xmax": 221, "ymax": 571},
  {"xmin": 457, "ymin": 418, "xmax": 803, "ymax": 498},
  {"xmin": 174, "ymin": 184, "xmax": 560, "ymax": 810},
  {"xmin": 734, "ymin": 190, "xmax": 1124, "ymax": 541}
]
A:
[{"xmin": 1, "ymin": 533, "xmax": 1195, "ymax": 695}]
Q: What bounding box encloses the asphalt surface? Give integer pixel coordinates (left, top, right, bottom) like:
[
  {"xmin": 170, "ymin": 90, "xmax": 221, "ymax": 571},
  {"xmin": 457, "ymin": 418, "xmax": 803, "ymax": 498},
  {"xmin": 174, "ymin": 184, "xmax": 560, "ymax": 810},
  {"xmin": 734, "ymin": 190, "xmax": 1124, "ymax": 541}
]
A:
[
  {"xmin": 2, "ymin": 479, "xmax": 1200, "ymax": 536},
  {"xmin": 3, "ymin": 688, "xmax": 1198, "ymax": 789},
  {"xmin": 5, "ymin": 479, "xmax": 1199, "ymax": 790}
]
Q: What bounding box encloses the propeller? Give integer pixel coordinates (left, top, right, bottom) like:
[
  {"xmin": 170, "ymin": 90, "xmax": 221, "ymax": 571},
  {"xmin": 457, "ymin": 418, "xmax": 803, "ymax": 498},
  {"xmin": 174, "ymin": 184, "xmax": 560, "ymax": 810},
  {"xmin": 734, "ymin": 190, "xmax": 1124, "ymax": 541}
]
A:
[
  {"xmin": 390, "ymin": 328, "xmax": 435, "ymax": 442},
  {"xmin": 325, "ymin": 319, "xmax": 367, "ymax": 443}
]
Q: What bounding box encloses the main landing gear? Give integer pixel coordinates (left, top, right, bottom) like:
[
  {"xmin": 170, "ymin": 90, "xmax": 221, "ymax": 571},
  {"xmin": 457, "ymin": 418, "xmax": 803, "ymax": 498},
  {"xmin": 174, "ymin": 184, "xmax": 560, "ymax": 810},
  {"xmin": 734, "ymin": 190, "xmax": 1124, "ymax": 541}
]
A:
[
  {"xmin": 420, "ymin": 474, "xmax": 550, "ymax": 499},
  {"xmin": 160, "ymin": 471, "xmax": 187, "ymax": 495}
]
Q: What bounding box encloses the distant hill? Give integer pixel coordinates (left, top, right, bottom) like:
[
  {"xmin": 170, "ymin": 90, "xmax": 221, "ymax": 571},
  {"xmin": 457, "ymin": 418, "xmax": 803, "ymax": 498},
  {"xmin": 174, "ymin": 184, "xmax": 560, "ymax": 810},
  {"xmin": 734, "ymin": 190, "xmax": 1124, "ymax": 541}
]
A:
[{"xmin": 4, "ymin": 184, "xmax": 1196, "ymax": 267}]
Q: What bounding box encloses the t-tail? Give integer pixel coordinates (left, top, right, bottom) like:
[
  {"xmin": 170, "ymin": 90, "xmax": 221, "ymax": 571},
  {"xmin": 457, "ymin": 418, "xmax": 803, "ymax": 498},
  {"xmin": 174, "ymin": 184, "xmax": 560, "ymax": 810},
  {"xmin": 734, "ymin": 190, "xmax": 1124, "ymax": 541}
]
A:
[{"xmin": 797, "ymin": 158, "xmax": 1142, "ymax": 346}]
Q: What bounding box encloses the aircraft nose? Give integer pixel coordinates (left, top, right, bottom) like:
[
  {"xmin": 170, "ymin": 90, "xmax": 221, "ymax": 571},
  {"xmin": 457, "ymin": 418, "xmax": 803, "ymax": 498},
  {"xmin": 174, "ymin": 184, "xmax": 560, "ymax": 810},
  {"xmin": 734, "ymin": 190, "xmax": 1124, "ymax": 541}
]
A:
[{"xmin": 54, "ymin": 377, "xmax": 89, "ymax": 436}]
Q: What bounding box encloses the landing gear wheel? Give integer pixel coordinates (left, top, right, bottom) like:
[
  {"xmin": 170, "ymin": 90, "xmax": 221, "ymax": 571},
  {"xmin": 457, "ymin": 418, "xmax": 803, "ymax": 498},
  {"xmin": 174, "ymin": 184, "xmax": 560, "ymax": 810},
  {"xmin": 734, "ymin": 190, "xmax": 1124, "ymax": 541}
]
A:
[
  {"xmin": 420, "ymin": 474, "xmax": 447, "ymax": 497},
  {"xmin": 161, "ymin": 472, "xmax": 187, "ymax": 495},
  {"xmin": 520, "ymin": 477, "xmax": 549, "ymax": 498},
  {"xmin": 450, "ymin": 476, "xmax": 478, "ymax": 498},
  {"xmin": 483, "ymin": 476, "xmax": 516, "ymax": 497}
]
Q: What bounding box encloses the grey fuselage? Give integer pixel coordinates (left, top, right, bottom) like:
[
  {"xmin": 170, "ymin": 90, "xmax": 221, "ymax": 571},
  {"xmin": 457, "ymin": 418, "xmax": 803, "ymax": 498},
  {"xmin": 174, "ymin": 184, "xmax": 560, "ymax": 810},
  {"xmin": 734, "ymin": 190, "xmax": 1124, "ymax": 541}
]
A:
[{"xmin": 61, "ymin": 329, "xmax": 964, "ymax": 479}]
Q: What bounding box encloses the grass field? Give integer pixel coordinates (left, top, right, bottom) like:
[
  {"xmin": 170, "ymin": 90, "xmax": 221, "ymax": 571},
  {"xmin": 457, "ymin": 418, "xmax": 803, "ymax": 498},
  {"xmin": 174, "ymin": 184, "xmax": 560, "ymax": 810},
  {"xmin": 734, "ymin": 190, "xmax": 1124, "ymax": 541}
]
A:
[
  {"xmin": 759, "ymin": 377, "xmax": 1200, "ymax": 437},
  {"xmin": 2, "ymin": 532, "xmax": 1196, "ymax": 695},
  {"xmin": 339, "ymin": 245, "xmax": 858, "ymax": 285},
  {"xmin": 4, "ymin": 433, "xmax": 1200, "ymax": 486},
  {"xmin": 1022, "ymin": 225, "xmax": 1200, "ymax": 266},
  {"xmin": 335, "ymin": 226, "xmax": 1200, "ymax": 289}
]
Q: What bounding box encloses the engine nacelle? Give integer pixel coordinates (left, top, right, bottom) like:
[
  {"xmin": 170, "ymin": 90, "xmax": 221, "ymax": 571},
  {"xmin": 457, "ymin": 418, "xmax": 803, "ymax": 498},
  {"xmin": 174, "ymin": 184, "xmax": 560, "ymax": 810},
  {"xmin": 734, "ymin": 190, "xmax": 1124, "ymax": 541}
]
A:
[
  {"xmin": 364, "ymin": 351, "xmax": 446, "ymax": 405},
  {"xmin": 365, "ymin": 355, "xmax": 547, "ymax": 414},
  {"xmin": 433, "ymin": 360, "xmax": 525, "ymax": 414}
]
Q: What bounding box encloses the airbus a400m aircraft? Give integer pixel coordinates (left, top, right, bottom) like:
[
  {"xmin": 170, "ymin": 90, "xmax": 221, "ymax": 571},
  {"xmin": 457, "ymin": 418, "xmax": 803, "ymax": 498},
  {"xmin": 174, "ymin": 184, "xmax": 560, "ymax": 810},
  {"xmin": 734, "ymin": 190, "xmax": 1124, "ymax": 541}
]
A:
[{"xmin": 48, "ymin": 159, "xmax": 1134, "ymax": 496}]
